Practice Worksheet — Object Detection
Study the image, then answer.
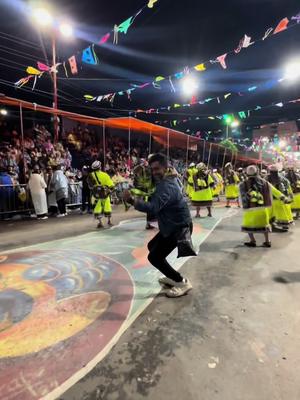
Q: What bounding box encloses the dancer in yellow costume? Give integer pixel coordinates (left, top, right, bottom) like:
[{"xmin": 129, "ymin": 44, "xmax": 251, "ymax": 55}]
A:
[
  {"xmin": 191, "ymin": 163, "xmax": 214, "ymax": 218},
  {"xmin": 212, "ymin": 168, "xmax": 223, "ymax": 201},
  {"xmin": 185, "ymin": 163, "xmax": 197, "ymax": 199},
  {"xmin": 239, "ymin": 165, "xmax": 287, "ymax": 248},
  {"xmin": 131, "ymin": 159, "xmax": 156, "ymax": 229},
  {"xmin": 285, "ymin": 166, "xmax": 300, "ymax": 220},
  {"xmin": 224, "ymin": 162, "xmax": 240, "ymax": 207},
  {"xmin": 89, "ymin": 161, "xmax": 114, "ymax": 228},
  {"xmin": 267, "ymin": 165, "xmax": 293, "ymax": 232}
]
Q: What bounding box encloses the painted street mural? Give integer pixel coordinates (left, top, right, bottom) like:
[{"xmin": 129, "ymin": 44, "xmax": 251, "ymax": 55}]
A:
[{"xmin": 0, "ymin": 207, "xmax": 229, "ymax": 400}]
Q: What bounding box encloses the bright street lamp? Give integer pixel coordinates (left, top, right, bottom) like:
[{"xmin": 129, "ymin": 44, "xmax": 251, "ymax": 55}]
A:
[
  {"xmin": 231, "ymin": 120, "xmax": 240, "ymax": 128},
  {"xmin": 30, "ymin": 6, "xmax": 75, "ymax": 142},
  {"xmin": 32, "ymin": 7, "xmax": 53, "ymax": 27},
  {"xmin": 182, "ymin": 77, "xmax": 199, "ymax": 95},
  {"xmin": 284, "ymin": 59, "xmax": 300, "ymax": 81},
  {"xmin": 59, "ymin": 22, "xmax": 74, "ymax": 38},
  {"xmin": 0, "ymin": 109, "xmax": 7, "ymax": 116}
]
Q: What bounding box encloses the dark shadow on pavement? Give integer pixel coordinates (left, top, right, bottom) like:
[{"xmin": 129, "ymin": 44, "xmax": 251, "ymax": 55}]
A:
[{"xmin": 273, "ymin": 271, "xmax": 300, "ymax": 284}]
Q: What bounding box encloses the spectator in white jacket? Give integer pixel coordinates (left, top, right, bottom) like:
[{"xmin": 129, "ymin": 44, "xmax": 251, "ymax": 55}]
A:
[
  {"xmin": 28, "ymin": 165, "xmax": 48, "ymax": 219},
  {"xmin": 52, "ymin": 164, "xmax": 69, "ymax": 217}
]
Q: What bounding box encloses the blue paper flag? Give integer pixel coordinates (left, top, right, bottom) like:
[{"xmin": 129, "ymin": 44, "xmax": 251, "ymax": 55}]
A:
[
  {"xmin": 82, "ymin": 45, "xmax": 99, "ymax": 65},
  {"xmin": 174, "ymin": 72, "xmax": 184, "ymax": 80}
]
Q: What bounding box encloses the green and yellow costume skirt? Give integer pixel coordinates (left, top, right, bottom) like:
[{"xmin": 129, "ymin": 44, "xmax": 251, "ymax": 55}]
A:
[
  {"xmin": 242, "ymin": 207, "xmax": 271, "ymax": 233},
  {"xmin": 225, "ymin": 184, "xmax": 239, "ymax": 200},
  {"xmin": 191, "ymin": 187, "xmax": 213, "ymax": 207},
  {"xmin": 291, "ymin": 193, "xmax": 300, "ymax": 212},
  {"xmin": 269, "ymin": 199, "xmax": 293, "ymax": 225}
]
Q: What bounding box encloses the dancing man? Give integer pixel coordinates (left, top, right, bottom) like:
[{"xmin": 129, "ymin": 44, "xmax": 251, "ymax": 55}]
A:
[{"xmin": 124, "ymin": 153, "xmax": 194, "ymax": 298}]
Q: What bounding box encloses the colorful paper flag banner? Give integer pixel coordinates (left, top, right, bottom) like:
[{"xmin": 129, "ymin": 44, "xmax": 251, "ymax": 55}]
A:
[
  {"xmin": 148, "ymin": 0, "xmax": 158, "ymax": 8},
  {"xmin": 234, "ymin": 34, "xmax": 253, "ymax": 53},
  {"xmin": 291, "ymin": 13, "xmax": 300, "ymax": 24},
  {"xmin": 68, "ymin": 56, "xmax": 78, "ymax": 75},
  {"xmin": 14, "ymin": 2, "xmax": 152, "ymax": 89},
  {"xmin": 152, "ymin": 96, "xmax": 300, "ymax": 129},
  {"xmin": 216, "ymin": 54, "xmax": 227, "ymax": 69},
  {"xmin": 37, "ymin": 62, "xmax": 50, "ymax": 72},
  {"xmin": 194, "ymin": 63, "xmax": 206, "ymax": 71},
  {"xmin": 26, "ymin": 66, "xmax": 42, "ymax": 76},
  {"xmin": 82, "ymin": 45, "xmax": 99, "ymax": 65},
  {"xmin": 99, "ymin": 33, "xmax": 111, "ymax": 44},
  {"xmin": 274, "ymin": 17, "xmax": 289, "ymax": 34},
  {"xmin": 86, "ymin": 12, "xmax": 299, "ymax": 105},
  {"xmin": 118, "ymin": 17, "xmax": 134, "ymax": 34}
]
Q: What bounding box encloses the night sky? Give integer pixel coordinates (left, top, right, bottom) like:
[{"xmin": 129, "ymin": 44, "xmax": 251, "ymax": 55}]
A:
[{"xmin": 1, "ymin": 0, "xmax": 300, "ymax": 135}]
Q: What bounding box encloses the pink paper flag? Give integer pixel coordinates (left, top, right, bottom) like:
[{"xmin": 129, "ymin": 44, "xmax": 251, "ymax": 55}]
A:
[
  {"xmin": 37, "ymin": 62, "xmax": 50, "ymax": 72},
  {"xmin": 235, "ymin": 34, "xmax": 253, "ymax": 53},
  {"xmin": 99, "ymin": 33, "xmax": 110, "ymax": 44},
  {"xmin": 216, "ymin": 54, "xmax": 227, "ymax": 69},
  {"xmin": 274, "ymin": 18, "xmax": 289, "ymax": 34}
]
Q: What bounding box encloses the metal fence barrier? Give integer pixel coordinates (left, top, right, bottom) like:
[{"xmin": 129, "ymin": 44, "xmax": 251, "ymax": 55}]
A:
[
  {"xmin": 0, "ymin": 183, "xmax": 83, "ymax": 219},
  {"xmin": 0, "ymin": 184, "xmax": 33, "ymax": 219}
]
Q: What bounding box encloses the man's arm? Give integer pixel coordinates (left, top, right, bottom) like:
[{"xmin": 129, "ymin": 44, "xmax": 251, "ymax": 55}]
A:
[
  {"xmin": 125, "ymin": 184, "xmax": 171, "ymax": 215},
  {"xmin": 134, "ymin": 190, "xmax": 171, "ymax": 215}
]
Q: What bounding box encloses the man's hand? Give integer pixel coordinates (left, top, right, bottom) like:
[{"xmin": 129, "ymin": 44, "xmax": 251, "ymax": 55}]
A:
[{"xmin": 123, "ymin": 189, "xmax": 134, "ymax": 204}]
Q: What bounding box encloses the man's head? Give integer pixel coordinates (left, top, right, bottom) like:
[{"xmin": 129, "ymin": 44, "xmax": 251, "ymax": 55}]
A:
[
  {"xmin": 91, "ymin": 160, "xmax": 101, "ymax": 171},
  {"xmin": 148, "ymin": 153, "xmax": 168, "ymax": 181},
  {"xmin": 225, "ymin": 162, "xmax": 233, "ymax": 171},
  {"xmin": 33, "ymin": 164, "xmax": 41, "ymax": 174},
  {"xmin": 246, "ymin": 165, "xmax": 258, "ymax": 177},
  {"xmin": 260, "ymin": 169, "xmax": 268, "ymax": 178}
]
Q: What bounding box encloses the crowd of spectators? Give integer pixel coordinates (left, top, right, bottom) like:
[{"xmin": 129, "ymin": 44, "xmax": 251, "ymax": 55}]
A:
[{"xmin": 0, "ymin": 119, "xmax": 202, "ymax": 220}]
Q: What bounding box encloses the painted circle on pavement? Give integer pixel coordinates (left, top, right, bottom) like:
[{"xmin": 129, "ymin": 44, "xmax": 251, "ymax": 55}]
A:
[{"xmin": 0, "ymin": 250, "xmax": 133, "ymax": 400}]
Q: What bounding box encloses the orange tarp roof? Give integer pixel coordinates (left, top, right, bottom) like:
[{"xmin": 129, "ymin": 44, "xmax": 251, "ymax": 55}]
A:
[
  {"xmin": 0, "ymin": 96, "xmax": 199, "ymax": 148},
  {"xmin": 0, "ymin": 96, "xmax": 262, "ymax": 162}
]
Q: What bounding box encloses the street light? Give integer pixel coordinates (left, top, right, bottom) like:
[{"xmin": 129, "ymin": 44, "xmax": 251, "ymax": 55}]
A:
[
  {"xmin": 224, "ymin": 117, "xmax": 240, "ymax": 138},
  {"xmin": 30, "ymin": 6, "xmax": 74, "ymax": 142},
  {"xmin": 32, "ymin": 7, "xmax": 54, "ymax": 27},
  {"xmin": 59, "ymin": 22, "xmax": 74, "ymax": 38},
  {"xmin": 284, "ymin": 59, "xmax": 300, "ymax": 81},
  {"xmin": 182, "ymin": 77, "xmax": 199, "ymax": 95},
  {"xmin": 0, "ymin": 109, "xmax": 7, "ymax": 116},
  {"xmin": 231, "ymin": 120, "xmax": 240, "ymax": 128}
]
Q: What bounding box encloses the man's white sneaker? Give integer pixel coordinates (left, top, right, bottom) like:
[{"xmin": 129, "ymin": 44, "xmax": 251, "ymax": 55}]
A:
[
  {"xmin": 165, "ymin": 278, "xmax": 192, "ymax": 298},
  {"xmin": 56, "ymin": 214, "xmax": 65, "ymax": 218},
  {"xmin": 158, "ymin": 277, "xmax": 177, "ymax": 287}
]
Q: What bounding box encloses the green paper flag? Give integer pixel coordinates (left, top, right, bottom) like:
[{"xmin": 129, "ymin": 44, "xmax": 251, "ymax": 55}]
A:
[
  {"xmin": 118, "ymin": 17, "xmax": 133, "ymax": 34},
  {"xmin": 155, "ymin": 76, "xmax": 165, "ymax": 82},
  {"xmin": 173, "ymin": 104, "xmax": 181, "ymax": 108}
]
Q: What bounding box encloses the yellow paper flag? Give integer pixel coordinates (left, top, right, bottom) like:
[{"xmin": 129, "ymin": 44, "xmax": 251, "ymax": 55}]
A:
[
  {"xmin": 26, "ymin": 66, "xmax": 41, "ymax": 75},
  {"xmin": 155, "ymin": 76, "xmax": 165, "ymax": 82},
  {"xmin": 194, "ymin": 63, "xmax": 206, "ymax": 72},
  {"xmin": 84, "ymin": 95, "xmax": 96, "ymax": 101}
]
